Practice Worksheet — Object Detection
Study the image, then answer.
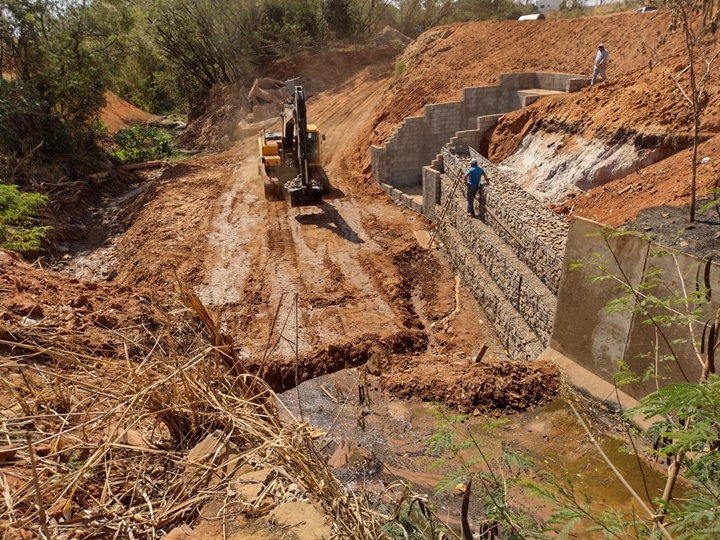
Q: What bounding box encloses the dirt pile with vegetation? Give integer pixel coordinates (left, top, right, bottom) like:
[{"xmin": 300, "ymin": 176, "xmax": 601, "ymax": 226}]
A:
[{"xmin": 343, "ymin": 10, "xmax": 720, "ymax": 230}]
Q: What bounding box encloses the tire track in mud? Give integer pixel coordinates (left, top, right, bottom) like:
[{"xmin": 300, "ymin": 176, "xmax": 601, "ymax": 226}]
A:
[
  {"xmin": 206, "ymin": 67, "xmax": 504, "ymax": 389},
  {"xmin": 266, "ymin": 205, "xmax": 302, "ymax": 283}
]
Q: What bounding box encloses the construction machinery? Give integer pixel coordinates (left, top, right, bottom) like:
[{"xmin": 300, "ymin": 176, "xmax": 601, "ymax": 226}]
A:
[{"xmin": 258, "ymin": 86, "xmax": 327, "ymax": 207}]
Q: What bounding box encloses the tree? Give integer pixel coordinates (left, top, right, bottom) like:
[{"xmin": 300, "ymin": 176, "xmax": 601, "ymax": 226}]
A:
[
  {"xmin": 149, "ymin": 0, "xmax": 327, "ymax": 91},
  {"xmin": 395, "ymin": 0, "xmax": 457, "ymax": 36},
  {"xmin": 659, "ymin": 0, "xmax": 720, "ymax": 222},
  {"xmin": 0, "ymin": 0, "xmax": 134, "ymax": 179},
  {"xmin": 324, "ymin": 0, "xmax": 358, "ymax": 38}
]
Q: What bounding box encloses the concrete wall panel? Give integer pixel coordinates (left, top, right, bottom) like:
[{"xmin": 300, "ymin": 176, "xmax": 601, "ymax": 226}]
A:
[
  {"xmin": 623, "ymin": 248, "xmax": 718, "ymax": 396},
  {"xmin": 551, "ymin": 218, "xmax": 648, "ymax": 383},
  {"xmin": 550, "ymin": 218, "xmax": 719, "ymax": 400}
]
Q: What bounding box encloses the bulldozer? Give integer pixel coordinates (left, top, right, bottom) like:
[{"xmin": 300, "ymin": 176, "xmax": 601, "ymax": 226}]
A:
[{"xmin": 258, "ymin": 86, "xmax": 327, "ymax": 207}]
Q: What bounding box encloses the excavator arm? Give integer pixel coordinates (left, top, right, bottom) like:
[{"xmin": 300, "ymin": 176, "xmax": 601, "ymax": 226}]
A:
[{"xmin": 283, "ymin": 86, "xmax": 323, "ymax": 207}]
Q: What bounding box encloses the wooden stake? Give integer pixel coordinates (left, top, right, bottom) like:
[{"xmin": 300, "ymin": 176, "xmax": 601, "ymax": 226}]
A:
[
  {"xmin": 474, "ymin": 345, "xmax": 488, "ymax": 363},
  {"xmin": 27, "ymin": 434, "xmax": 52, "ymax": 540}
]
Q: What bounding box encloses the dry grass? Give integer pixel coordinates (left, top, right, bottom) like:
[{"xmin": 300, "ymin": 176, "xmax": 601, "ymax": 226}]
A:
[{"xmin": 0, "ymin": 284, "xmax": 388, "ymax": 539}]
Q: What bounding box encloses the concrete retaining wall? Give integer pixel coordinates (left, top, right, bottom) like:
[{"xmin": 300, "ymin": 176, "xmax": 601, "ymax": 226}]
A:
[
  {"xmin": 551, "ymin": 217, "xmax": 715, "ymax": 400},
  {"xmin": 371, "ymin": 72, "xmax": 589, "ymax": 190}
]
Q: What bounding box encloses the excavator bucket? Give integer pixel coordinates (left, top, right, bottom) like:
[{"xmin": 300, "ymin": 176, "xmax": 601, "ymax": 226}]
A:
[{"xmin": 285, "ymin": 180, "xmax": 323, "ymax": 207}]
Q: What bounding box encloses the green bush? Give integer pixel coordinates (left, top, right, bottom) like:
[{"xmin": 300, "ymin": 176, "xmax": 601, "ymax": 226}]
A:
[
  {"xmin": 111, "ymin": 125, "xmax": 177, "ymax": 164},
  {"xmin": 0, "ymin": 184, "xmax": 52, "ymax": 252}
]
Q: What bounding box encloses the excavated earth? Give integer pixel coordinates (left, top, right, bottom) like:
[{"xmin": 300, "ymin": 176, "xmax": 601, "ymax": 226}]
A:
[{"xmin": 3, "ymin": 8, "xmax": 720, "ymax": 539}]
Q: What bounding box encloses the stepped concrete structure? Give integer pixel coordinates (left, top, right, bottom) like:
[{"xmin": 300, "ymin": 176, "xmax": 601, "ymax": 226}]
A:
[
  {"xmin": 372, "ymin": 71, "xmax": 710, "ymax": 414},
  {"xmin": 371, "ymin": 72, "xmax": 588, "ymax": 193},
  {"xmin": 372, "ymin": 72, "xmax": 586, "ymax": 360}
]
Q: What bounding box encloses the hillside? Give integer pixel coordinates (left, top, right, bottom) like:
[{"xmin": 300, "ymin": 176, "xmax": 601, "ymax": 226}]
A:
[{"xmin": 342, "ymin": 10, "xmax": 720, "ymax": 227}]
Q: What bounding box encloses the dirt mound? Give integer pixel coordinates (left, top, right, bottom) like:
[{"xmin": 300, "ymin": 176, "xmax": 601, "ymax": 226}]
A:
[
  {"xmin": 345, "ymin": 11, "xmax": 720, "ymax": 199},
  {"xmin": 182, "ymin": 43, "xmax": 402, "ymax": 150},
  {"xmin": 99, "ymin": 91, "xmax": 156, "ymax": 134},
  {"xmin": 376, "ymin": 355, "xmax": 561, "ymax": 413},
  {"xmin": 0, "ymin": 248, "xmax": 164, "ymax": 359},
  {"xmin": 368, "ymin": 25, "xmax": 412, "ymax": 48}
]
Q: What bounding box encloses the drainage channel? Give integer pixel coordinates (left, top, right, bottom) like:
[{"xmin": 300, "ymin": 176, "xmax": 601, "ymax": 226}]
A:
[{"xmin": 279, "ymin": 367, "xmax": 674, "ymax": 534}]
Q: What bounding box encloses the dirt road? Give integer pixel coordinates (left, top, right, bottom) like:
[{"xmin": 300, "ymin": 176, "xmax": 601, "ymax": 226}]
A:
[{"xmin": 69, "ymin": 65, "xmax": 564, "ymax": 407}]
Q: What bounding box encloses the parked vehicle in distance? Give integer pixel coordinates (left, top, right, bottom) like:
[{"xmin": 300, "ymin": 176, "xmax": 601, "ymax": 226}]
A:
[
  {"xmin": 636, "ymin": 6, "xmax": 658, "ymax": 12},
  {"xmin": 518, "ymin": 13, "xmax": 545, "ymax": 20}
]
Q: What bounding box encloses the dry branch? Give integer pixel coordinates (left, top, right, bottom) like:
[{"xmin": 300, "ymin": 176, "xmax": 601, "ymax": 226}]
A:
[{"xmin": 0, "ymin": 283, "xmax": 387, "ymax": 539}]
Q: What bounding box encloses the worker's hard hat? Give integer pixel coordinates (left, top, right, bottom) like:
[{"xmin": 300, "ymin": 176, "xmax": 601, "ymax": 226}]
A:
[
  {"xmin": 470, "ymin": 158, "xmax": 478, "ymax": 165},
  {"xmin": 598, "ymin": 43, "xmax": 604, "ymax": 48}
]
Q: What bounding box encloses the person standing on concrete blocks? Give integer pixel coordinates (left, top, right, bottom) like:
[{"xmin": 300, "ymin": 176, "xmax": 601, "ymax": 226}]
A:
[
  {"xmin": 591, "ymin": 43, "xmax": 609, "ymax": 86},
  {"xmin": 465, "ymin": 158, "xmax": 488, "ymax": 217}
]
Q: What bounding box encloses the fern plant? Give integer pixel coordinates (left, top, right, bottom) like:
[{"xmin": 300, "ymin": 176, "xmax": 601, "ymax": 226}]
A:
[{"xmin": 628, "ymin": 375, "xmax": 720, "ymax": 540}]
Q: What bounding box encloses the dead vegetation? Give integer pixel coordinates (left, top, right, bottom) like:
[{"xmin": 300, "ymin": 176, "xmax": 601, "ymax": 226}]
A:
[{"xmin": 0, "ymin": 284, "xmax": 389, "ymax": 539}]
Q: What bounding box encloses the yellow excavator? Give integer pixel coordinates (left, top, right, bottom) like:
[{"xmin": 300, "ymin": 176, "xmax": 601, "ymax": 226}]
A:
[{"xmin": 258, "ymin": 86, "xmax": 327, "ymax": 207}]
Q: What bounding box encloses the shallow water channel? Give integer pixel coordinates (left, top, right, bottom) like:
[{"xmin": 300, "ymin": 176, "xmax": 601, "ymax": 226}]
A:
[{"xmin": 279, "ymin": 367, "xmax": 672, "ymax": 534}]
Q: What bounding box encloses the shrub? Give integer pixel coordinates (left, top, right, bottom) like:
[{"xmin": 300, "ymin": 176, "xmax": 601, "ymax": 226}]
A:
[
  {"xmin": 0, "ymin": 184, "xmax": 53, "ymax": 252},
  {"xmin": 111, "ymin": 126, "xmax": 177, "ymax": 164}
]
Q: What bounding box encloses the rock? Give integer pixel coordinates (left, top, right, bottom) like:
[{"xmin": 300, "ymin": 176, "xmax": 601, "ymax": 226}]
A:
[
  {"xmin": 327, "ymin": 439, "xmax": 373, "ymax": 471},
  {"xmin": 229, "ymin": 468, "xmax": 274, "ymax": 504},
  {"xmin": 185, "ymin": 431, "xmax": 244, "ymax": 487},
  {"xmin": 8, "ymin": 300, "xmax": 43, "ymax": 317},
  {"xmin": 71, "ymin": 295, "xmax": 92, "ymax": 309},
  {"xmin": 121, "ymin": 429, "xmax": 151, "ymax": 449},
  {"xmin": 269, "ymin": 501, "xmax": 332, "ymax": 540},
  {"xmin": 94, "ymin": 312, "xmax": 119, "ymax": 329},
  {"xmin": 0, "ymin": 446, "xmax": 18, "ymax": 461},
  {"xmin": 164, "ymin": 527, "xmax": 192, "ymax": 540}
]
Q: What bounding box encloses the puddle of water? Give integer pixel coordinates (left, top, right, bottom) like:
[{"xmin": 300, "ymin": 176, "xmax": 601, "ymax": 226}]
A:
[{"xmin": 279, "ymin": 367, "xmax": 674, "ymax": 533}]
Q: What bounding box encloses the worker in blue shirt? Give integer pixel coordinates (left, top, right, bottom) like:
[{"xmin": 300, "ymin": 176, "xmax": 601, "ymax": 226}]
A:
[{"xmin": 464, "ymin": 158, "xmax": 488, "ymax": 217}]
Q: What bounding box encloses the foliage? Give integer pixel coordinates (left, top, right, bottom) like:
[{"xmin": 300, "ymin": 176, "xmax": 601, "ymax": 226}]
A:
[
  {"xmin": 323, "ymin": 0, "xmax": 358, "ymax": 38},
  {"xmin": 653, "ymin": 0, "xmax": 720, "ymax": 222},
  {"xmin": 111, "ymin": 126, "xmax": 177, "ymax": 164},
  {"xmin": 380, "ymin": 496, "xmax": 450, "ymax": 539},
  {"xmin": 426, "ymin": 406, "xmax": 545, "ymax": 539},
  {"xmin": 110, "ymin": 13, "xmax": 189, "ymax": 115},
  {"xmin": 0, "ymin": 183, "xmax": 52, "ymax": 252},
  {"xmin": 627, "ymin": 375, "xmax": 720, "ymax": 539},
  {"xmin": 452, "ymin": 0, "xmax": 532, "ymax": 21},
  {"xmin": 148, "ymin": 0, "xmax": 330, "ymax": 90},
  {"xmin": 0, "ymin": 0, "xmax": 133, "ymax": 123},
  {"xmin": 0, "ymin": 0, "xmax": 132, "ymax": 187}
]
